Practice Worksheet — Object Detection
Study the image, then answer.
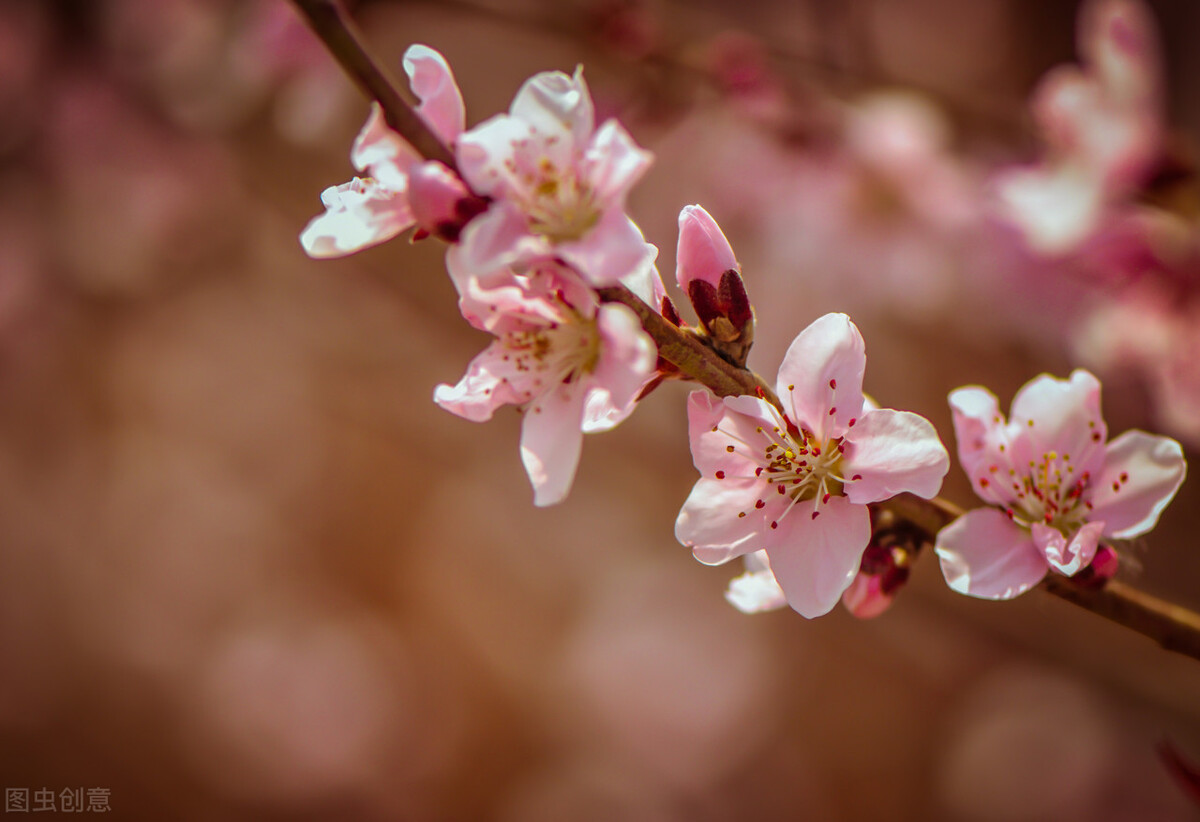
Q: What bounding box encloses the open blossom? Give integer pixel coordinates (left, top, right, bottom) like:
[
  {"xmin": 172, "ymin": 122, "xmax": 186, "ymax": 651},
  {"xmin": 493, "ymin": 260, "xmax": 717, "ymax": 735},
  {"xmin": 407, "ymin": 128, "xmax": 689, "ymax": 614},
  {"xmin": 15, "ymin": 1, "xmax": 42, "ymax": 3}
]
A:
[
  {"xmin": 434, "ymin": 259, "xmax": 655, "ymax": 506},
  {"xmin": 455, "ymin": 65, "xmax": 656, "ymax": 286},
  {"xmin": 676, "ymin": 314, "xmax": 949, "ymax": 618},
  {"xmin": 993, "ymin": 0, "xmax": 1163, "ymax": 255},
  {"xmin": 300, "ymin": 44, "xmax": 467, "ymax": 257},
  {"xmin": 936, "ymin": 369, "xmax": 1186, "ymax": 599}
]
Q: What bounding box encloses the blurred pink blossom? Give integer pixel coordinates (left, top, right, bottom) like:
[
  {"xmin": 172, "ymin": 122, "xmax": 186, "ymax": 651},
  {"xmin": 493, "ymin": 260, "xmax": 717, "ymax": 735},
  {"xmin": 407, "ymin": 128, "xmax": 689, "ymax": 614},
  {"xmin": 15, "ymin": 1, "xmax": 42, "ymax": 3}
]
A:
[{"xmin": 993, "ymin": 0, "xmax": 1164, "ymax": 255}]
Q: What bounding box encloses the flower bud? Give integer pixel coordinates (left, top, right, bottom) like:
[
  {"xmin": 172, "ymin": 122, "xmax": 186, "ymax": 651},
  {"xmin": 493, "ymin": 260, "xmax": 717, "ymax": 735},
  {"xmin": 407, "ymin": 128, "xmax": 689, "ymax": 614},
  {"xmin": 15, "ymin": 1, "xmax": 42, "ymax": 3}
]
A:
[{"xmin": 676, "ymin": 205, "xmax": 738, "ymax": 290}]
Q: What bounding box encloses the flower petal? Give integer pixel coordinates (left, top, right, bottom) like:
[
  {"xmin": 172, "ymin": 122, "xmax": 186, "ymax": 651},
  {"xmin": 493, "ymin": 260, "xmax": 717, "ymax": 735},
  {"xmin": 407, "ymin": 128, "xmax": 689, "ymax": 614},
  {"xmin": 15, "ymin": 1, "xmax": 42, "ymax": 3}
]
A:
[
  {"xmin": 350, "ymin": 105, "xmax": 420, "ymax": 188},
  {"xmin": 947, "ymin": 385, "xmax": 1021, "ymax": 507},
  {"xmin": 725, "ymin": 551, "xmax": 788, "ymax": 613},
  {"xmin": 584, "ymin": 119, "xmax": 653, "ymax": 207},
  {"xmin": 557, "ymin": 211, "xmax": 657, "ymax": 287},
  {"xmin": 299, "ymin": 179, "xmax": 414, "ymax": 258},
  {"xmin": 403, "ymin": 44, "xmax": 465, "ymax": 143},
  {"xmin": 510, "ymin": 66, "xmax": 594, "ymax": 148},
  {"xmin": 776, "ymin": 313, "xmax": 866, "ymax": 439},
  {"xmin": 843, "ymin": 408, "xmax": 949, "ymax": 503},
  {"xmin": 676, "ymin": 204, "xmax": 739, "ymax": 290},
  {"xmin": 1034, "ymin": 520, "xmax": 1104, "ymax": 576},
  {"xmin": 433, "ymin": 340, "xmax": 530, "ymax": 422},
  {"xmin": 581, "ymin": 303, "xmax": 657, "ymax": 432},
  {"xmin": 764, "ymin": 495, "xmax": 871, "ymax": 618},
  {"xmin": 676, "ymin": 477, "xmax": 767, "ymax": 565},
  {"xmin": 1089, "ymin": 429, "xmax": 1186, "ymax": 538},
  {"xmin": 1009, "ymin": 369, "xmax": 1106, "ymax": 471},
  {"xmin": 520, "ymin": 382, "xmax": 588, "ymax": 507},
  {"xmin": 935, "ymin": 508, "xmax": 1049, "ymax": 599}
]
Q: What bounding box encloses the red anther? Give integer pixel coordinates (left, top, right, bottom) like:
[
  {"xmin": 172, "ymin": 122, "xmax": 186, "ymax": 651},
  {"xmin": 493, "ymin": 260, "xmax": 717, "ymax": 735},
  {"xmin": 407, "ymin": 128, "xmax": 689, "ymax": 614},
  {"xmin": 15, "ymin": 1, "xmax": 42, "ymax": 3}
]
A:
[
  {"xmin": 828, "ymin": 407, "xmax": 837, "ymax": 415},
  {"xmin": 829, "ymin": 379, "xmax": 837, "ymax": 389},
  {"xmin": 755, "ymin": 499, "xmax": 765, "ymax": 509},
  {"xmin": 715, "ymin": 470, "xmax": 725, "ymax": 479},
  {"xmin": 848, "ymin": 418, "xmax": 856, "ymax": 427},
  {"xmin": 811, "ymin": 511, "xmax": 820, "ymax": 519},
  {"xmin": 822, "ymin": 493, "xmax": 831, "ymax": 504},
  {"xmin": 851, "ymin": 474, "xmax": 862, "ymax": 481},
  {"xmin": 770, "ymin": 521, "xmax": 778, "ymax": 530}
]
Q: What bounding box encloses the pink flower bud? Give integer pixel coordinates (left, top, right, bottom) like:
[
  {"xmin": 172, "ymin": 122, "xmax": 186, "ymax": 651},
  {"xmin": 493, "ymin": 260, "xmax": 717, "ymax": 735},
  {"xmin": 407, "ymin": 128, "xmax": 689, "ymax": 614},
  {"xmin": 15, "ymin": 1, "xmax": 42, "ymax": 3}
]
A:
[
  {"xmin": 676, "ymin": 205, "xmax": 738, "ymax": 290},
  {"xmin": 841, "ymin": 572, "xmax": 896, "ymax": 620}
]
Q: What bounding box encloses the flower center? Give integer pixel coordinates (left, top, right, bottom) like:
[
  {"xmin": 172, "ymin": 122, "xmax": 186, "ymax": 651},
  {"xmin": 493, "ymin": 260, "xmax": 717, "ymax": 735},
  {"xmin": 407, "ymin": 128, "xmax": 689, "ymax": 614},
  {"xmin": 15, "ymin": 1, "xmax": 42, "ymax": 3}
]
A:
[
  {"xmin": 521, "ymin": 157, "xmax": 600, "ymax": 243},
  {"xmin": 758, "ymin": 426, "xmax": 847, "ymax": 505},
  {"xmin": 714, "ymin": 410, "xmax": 852, "ymax": 528},
  {"xmin": 985, "ymin": 449, "xmax": 1094, "ymax": 533},
  {"xmin": 501, "ymin": 307, "xmax": 601, "ymax": 389}
]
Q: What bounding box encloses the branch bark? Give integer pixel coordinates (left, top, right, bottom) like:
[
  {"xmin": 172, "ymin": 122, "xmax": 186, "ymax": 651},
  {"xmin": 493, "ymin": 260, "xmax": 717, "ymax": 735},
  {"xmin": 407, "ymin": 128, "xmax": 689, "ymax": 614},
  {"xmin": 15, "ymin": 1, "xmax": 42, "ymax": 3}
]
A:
[{"xmin": 291, "ymin": 0, "xmax": 457, "ymax": 169}]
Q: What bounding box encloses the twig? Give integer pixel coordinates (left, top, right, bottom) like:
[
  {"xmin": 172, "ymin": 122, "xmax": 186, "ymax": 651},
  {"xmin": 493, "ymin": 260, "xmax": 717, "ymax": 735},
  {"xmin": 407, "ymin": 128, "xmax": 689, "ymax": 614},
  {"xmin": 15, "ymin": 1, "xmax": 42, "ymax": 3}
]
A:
[
  {"xmin": 293, "ymin": 0, "xmax": 1200, "ymax": 663},
  {"xmin": 290, "ymin": 0, "xmax": 457, "ymax": 169}
]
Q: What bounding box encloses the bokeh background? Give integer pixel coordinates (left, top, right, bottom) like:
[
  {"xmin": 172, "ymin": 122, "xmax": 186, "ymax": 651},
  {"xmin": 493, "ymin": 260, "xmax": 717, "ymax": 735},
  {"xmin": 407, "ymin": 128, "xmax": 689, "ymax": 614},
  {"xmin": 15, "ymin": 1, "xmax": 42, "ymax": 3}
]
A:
[{"xmin": 2, "ymin": 0, "xmax": 1200, "ymax": 819}]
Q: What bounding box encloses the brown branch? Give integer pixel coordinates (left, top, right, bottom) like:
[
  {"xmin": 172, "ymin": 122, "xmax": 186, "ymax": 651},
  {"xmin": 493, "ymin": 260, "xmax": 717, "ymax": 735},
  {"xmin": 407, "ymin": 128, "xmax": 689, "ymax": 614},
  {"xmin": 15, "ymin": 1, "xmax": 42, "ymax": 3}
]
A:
[
  {"xmin": 290, "ymin": 0, "xmax": 457, "ymax": 169},
  {"xmin": 295, "ymin": 0, "xmax": 1200, "ymax": 664},
  {"xmin": 596, "ymin": 285, "xmax": 779, "ymax": 405}
]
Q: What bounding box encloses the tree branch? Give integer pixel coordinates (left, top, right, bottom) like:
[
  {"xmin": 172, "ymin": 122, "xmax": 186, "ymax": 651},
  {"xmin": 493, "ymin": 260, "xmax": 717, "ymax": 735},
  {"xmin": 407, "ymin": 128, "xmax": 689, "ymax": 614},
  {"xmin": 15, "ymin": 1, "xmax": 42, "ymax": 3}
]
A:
[{"xmin": 290, "ymin": 0, "xmax": 457, "ymax": 169}]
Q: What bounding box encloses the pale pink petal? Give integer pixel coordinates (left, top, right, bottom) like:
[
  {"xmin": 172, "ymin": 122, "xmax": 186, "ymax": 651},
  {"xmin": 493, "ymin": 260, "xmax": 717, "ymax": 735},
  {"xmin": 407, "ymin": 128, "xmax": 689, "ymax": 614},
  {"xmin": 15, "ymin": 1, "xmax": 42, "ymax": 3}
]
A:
[
  {"xmin": 1034, "ymin": 520, "xmax": 1105, "ymax": 576},
  {"xmin": 403, "ymin": 44, "xmax": 464, "ymax": 142},
  {"xmin": 1081, "ymin": 0, "xmax": 1161, "ymax": 105},
  {"xmin": 725, "ymin": 552, "xmax": 787, "ymax": 613},
  {"xmin": 1009, "ymin": 369, "xmax": 1107, "ymax": 471},
  {"xmin": 1089, "ymin": 429, "xmax": 1186, "ymax": 538},
  {"xmin": 948, "ymin": 385, "xmax": 1013, "ymax": 504},
  {"xmin": 775, "ymin": 313, "xmax": 866, "ymax": 439},
  {"xmin": 509, "ymin": 66, "xmax": 594, "ymax": 148},
  {"xmin": 685, "ymin": 391, "xmax": 774, "ymax": 477},
  {"xmin": 936, "ymin": 509, "xmax": 1050, "ymax": 599},
  {"xmin": 350, "ymin": 105, "xmax": 420, "ymax": 187},
  {"xmin": 455, "ymin": 114, "xmax": 533, "ymax": 198},
  {"xmin": 618, "ymin": 252, "xmax": 666, "ymax": 308},
  {"xmin": 520, "ymin": 382, "xmax": 588, "ymax": 507},
  {"xmin": 994, "ymin": 164, "xmax": 1104, "ymax": 255},
  {"xmin": 676, "ymin": 204, "xmax": 738, "ymax": 290},
  {"xmin": 676, "ymin": 477, "xmax": 768, "ymax": 565},
  {"xmin": 581, "ymin": 303, "xmax": 656, "ymax": 432},
  {"xmin": 406, "ymin": 160, "xmax": 472, "ymax": 236},
  {"xmin": 842, "ymin": 408, "xmax": 949, "ymax": 503},
  {"xmin": 454, "ymin": 201, "xmax": 542, "ymax": 274},
  {"xmin": 433, "ymin": 341, "xmax": 530, "ymax": 422},
  {"xmin": 584, "ymin": 120, "xmax": 653, "ymax": 206},
  {"xmin": 764, "ymin": 495, "xmax": 871, "ymax": 618},
  {"xmin": 557, "ymin": 211, "xmax": 657, "ymax": 286},
  {"xmin": 299, "ymin": 179, "xmax": 414, "ymax": 258}
]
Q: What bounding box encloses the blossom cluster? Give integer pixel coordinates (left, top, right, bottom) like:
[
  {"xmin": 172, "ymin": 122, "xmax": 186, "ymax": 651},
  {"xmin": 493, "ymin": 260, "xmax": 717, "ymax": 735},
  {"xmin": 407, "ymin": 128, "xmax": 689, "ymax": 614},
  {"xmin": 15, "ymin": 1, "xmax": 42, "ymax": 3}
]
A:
[{"xmin": 299, "ymin": 30, "xmax": 1187, "ymax": 622}]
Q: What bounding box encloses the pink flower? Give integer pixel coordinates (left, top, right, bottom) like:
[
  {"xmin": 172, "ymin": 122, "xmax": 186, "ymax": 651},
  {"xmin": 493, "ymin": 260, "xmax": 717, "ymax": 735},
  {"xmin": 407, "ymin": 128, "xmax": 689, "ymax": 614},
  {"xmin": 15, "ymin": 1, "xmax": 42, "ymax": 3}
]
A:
[
  {"xmin": 936, "ymin": 369, "xmax": 1186, "ymax": 599},
  {"xmin": 993, "ymin": 0, "xmax": 1163, "ymax": 255},
  {"xmin": 675, "ymin": 313, "xmax": 950, "ymax": 618},
  {"xmin": 434, "ymin": 260, "xmax": 656, "ymax": 506},
  {"xmin": 300, "ymin": 44, "xmax": 466, "ymax": 257},
  {"xmin": 455, "ymin": 66, "xmax": 655, "ymax": 286}
]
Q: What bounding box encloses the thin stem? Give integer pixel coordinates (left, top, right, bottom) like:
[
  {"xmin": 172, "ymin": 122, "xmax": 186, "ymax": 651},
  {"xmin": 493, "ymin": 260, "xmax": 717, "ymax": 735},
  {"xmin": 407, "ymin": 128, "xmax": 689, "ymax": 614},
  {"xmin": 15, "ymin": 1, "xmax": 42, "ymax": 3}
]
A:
[
  {"xmin": 290, "ymin": 0, "xmax": 457, "ymax": 170},
  {"xmin": 295, "ymin": 0, "xmax": 1200, "ymax": 663},
  {"xmin": 596, "ymin": 285, "xmax": 780, "ymax": 405}
]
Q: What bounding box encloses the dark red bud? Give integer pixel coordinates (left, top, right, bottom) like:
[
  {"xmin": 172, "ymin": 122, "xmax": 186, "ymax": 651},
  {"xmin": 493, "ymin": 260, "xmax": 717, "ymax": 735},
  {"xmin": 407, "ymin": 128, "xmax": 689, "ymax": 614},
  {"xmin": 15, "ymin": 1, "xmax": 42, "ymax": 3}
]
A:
[{"xmin": 687, "ymin": 279, "xmax": 722, "ymax": 328}]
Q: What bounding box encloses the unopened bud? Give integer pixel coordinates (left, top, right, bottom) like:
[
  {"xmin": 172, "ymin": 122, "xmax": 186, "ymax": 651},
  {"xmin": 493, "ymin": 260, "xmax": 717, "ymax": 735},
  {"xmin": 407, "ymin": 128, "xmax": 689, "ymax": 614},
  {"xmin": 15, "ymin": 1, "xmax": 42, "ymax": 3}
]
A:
[{"xmin": 676, "ymin": 204, "xmax": 738, "ymax": 291}]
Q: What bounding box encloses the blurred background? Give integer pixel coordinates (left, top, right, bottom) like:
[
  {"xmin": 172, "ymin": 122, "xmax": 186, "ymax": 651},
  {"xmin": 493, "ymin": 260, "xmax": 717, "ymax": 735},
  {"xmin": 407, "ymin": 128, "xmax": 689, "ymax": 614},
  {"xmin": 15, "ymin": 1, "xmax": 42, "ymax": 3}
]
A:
[{"xmin": 1, "ymin": 0, "xmax": 1200, "ymax": 818}]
